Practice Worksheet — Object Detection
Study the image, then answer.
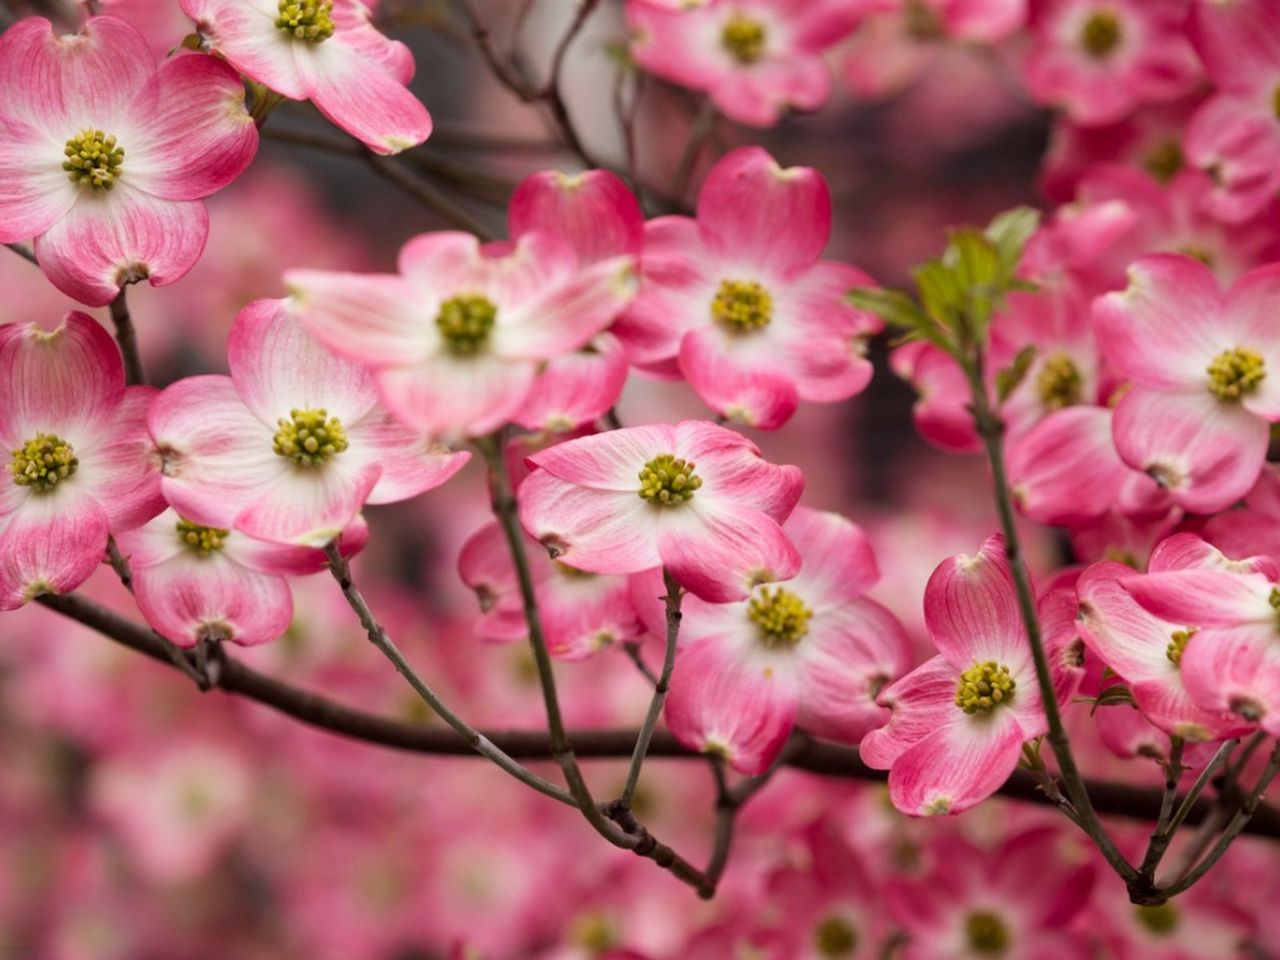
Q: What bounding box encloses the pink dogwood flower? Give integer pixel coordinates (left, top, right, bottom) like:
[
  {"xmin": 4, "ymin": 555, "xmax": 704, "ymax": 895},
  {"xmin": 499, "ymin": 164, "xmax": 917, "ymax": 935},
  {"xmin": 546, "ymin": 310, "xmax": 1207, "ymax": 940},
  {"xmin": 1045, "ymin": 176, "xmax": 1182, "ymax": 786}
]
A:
[
  {"xmin": 286, "ymin": 228, "xmax": 637, "ymax": 439},
  {"xmin": 1185, "ymin": 0, "xmax": 1280, "ymax": 222},
  {"xmin": 181, "ymin": 0, "xmax": 431, "ymax": 153},
  {"xmin": 116, "ymin": 506, "xmax": 367, "ymax": 647},
  {"xmin": 1077, "ymin": 558, "xmax": 1249, "ymax": 742},
  {"xmin": 458, "ymin": 519, "xmax": 643, "ymax": 660},
  {"xmin": 615, "ymin": 147, "xmax": 881, "ymax": 429},
  {"xmin": 1094, "ymin": 254, "xmax": 1280, "ymax": 513},
  {"xmin": 1123, "ymin": 534, "xmax": 1280, "ymax": 735},
  {"xmin": 518, "ymin": 421, "xmax": 804, "ymax": 602},
  {"xmin": 149, "ymin": 298, "xmax": 468, "ymax": 546},
  {"xmin": 1022, "ymin": 0, "xmax": 1200, "ymax": 126},
  {"xmin": 645, "ymin": 507, "xmax": 911, "ymax": 774},
  {"xmin": 0, "ymin": 312, "xmax": 164, "ymax": 609},
  {"xmin": 626, "ymin": 0, "xmax": 861, "ymax": 127},
  {"xmin": 860, "ymin": 534, "xmax": 1084, "ymax": 815},
  {"xmin": 0, "ymin": 16, "xmax": 258, "ymax": 305}
]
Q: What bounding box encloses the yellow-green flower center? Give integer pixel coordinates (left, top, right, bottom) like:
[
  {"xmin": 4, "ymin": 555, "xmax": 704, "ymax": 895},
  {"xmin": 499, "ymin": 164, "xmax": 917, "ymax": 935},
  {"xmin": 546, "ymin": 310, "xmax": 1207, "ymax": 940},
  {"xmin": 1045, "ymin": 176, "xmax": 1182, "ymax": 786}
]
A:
[
  {"xmin": 1080, "ymin": 10, "xmax": 1122, "ymax": 59},
  {"xmin": 1206, "ymin": 346, "xmax": 1265, "ymax": 401},
  {"xmin": 273, "ymin": 408, "xmax": 349, "ymax": 466},
  {"xmin": 1135, "ymin": 902, "xmax": 1179, "ymax": 935},
  {"xmin": 1036, "ymin": 353, "xmax": 1083, "ymax": 410},
  {"xmin": 712, "ymin": 279, "xmax": 773, "ymax": 332},
  {"xmin": 749, "ymin": 586, "xmax": 813, "ymax": 650},
  {"xmin": 568, "ymin": 912, "xmax": 618, "ymax": 951},
  {"xmin": 10, "ymin": 433, "xmax": 78, "ymax": 492},
  {"xmin": 276, "ymin": 0, "xmax": 334, "ymax": 41},
  {"xmin": 176, "ymin": 518, "xmax": 230, "ymax": 553},
  {"xmin": 965, "ymin": 911, "xmax": 1010, "ymax": 955},
  {"xmin": 813, "ymin": 915, "xmax": 858, "ymax": 957},
  {"xmin": 955, "ymin": 661, "xmax": 1017, "ymax": 714},
  {"xmin": 721, "ymin": 14, "xmax": 767, "ymax": 65},
  {"xmin": 436, "ymin": 294, "xmax": 498, "ymax": 356},
  {"xmin": 1166, "ymin": 627, "xmax": 1196, "ymax": 667},
  {"xmin": 1143, "ymin": 139, "xmax": 1184, "ymax": 183},
  {"xmin": 63, "ymin": 129, "xmax": 124, "ymax": 190},
  {"xmin": 638, "ymin": 453, "xmax": 702, "ymax": 506}
]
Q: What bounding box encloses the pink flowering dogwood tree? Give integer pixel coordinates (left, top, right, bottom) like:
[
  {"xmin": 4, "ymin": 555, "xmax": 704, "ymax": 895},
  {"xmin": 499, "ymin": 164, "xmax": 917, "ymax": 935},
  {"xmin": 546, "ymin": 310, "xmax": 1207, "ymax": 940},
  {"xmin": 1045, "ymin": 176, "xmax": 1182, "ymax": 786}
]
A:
[{"xmin": 3, "ymin": 1, "xmax": 1280, "ymax": 955}]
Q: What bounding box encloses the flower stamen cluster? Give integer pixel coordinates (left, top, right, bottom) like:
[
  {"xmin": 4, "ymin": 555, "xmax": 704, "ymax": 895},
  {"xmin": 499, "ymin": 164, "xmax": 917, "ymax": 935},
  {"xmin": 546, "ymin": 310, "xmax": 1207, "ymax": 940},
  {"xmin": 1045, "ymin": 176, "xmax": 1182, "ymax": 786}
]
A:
[
  {"xmin": 748, "ymin": 586, "xmax": 813, "ymax": 649},
  {"xmin": 812, "ymin": 915, "xmax": 858, "ymax": 957},
  {"xmin": 712, "ymin": 279, "xmax": 773, "ymax": 332},
  {"xmin": 275, "ymin": 0, "xmax": 335, "ymax": 41},
  {"xmin": 63, "ymin": 129, "xmax": 124, "ymax": 190},
  {"xmin": 273, "ymin": 408, "xmax": 349, "ymax": 465},
  {"xmin": 1165, "ymin": 627, "xmax": 1196, "ymax": 667},
  {"xmin": 10, "ymin": 433, "xmax": 78, "ymax": 491},
  {"xmin": 176, "ymin": 518, "xmax": 230, "ymax": 553},
  {"xmin": 1036, "ymin": 353, "xmax": 1083, "ymax": 409},
  {"xmin": 1206, "ymin": 347, "xmax": 1265, "ymax": 401},
  {"xmin": 1135, "ymin": 902, "xmax": 1179, "ymax": 934},
  {"xmin": 1080, "ymin": 10, "xmax": 1121, "ymax": 59},
  {"xmin": 955, "ymin": 661, "xmax": 1017, "ymax": 714},
  {"xmin": 721, "ymin": 14, "xmax": 767, "ymax": 65},
  {"xmin": 436, "ymin": 294, "xmax": 498, "ymax": 356},
  {"xmin": 637, "ymin": 453, "xmax": 702, "ymax": 505},
  {"xmin": 965, "ymin": 911, "xmax": 1010, "ymax": 955}
]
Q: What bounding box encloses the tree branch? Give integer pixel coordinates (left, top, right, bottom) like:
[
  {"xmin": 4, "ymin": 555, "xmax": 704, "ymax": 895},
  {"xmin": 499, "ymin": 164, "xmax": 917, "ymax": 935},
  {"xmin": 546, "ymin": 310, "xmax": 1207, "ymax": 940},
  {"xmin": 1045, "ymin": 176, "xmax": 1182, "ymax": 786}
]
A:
[
  {"xmin": 31, "ymin": 591, "xmax": 1280, "ymax": 841},
  {"xmin": 109, "ymin": 287, "xmax": 146, "ymax": 386}
]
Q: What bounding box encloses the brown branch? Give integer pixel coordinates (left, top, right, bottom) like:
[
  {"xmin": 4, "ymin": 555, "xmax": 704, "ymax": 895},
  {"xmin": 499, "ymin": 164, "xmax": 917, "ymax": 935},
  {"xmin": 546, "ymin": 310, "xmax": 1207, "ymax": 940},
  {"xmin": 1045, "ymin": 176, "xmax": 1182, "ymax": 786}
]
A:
[
  {"xmin": 32, "ymin": 591, "xmax": 1280, "ymax": 842},
  {"xmin": 109, "ymin": 288, "xmax": 146, "ymax": 387}
]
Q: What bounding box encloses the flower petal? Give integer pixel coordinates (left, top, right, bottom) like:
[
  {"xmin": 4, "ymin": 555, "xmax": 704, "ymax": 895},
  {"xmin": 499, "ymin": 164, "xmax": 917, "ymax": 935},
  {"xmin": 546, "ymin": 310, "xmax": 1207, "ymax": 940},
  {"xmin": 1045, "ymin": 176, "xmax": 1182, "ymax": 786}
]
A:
[
  {"xmin": 664, "ymin": 634, "xmax": 799, "ymax": 775},
  {"xmin": 232, "ymin": 456, "xmax": 381, "ymax": 546},
  {"xmin": 924, "ymin": 534, "xmax": 1029, "ymax": 670},
  {"xmin": 373, "ymin": 353, "xmax": 537, "ymax": 439},
  {"xmin": 887, "ymin": 708, "xmax": 1025, "ymax": 816},
  {"xmin": 526, "ymin": 424, "xmax": 678, "ymax": 492},
  {"xmin": 859, "ymin": 655, "xmax": 963, "ymax": 769},
  {"xmin": 0, "ymin": 485, "xmax": 108, "ymax": 609},
  {"xmin": 34, "ymin": 186, "xmax": 209, "ymax": 306},
  {"xmin": 286, "ymin": 271, "xmax": 429, "ymax": 366},
  {"xmin": 76, "ymin": 384, "xmax": 165, "ymax": 533},
  {"xmin": 657, "ymin": 500, "xmax": 801, "ymax": 602}
]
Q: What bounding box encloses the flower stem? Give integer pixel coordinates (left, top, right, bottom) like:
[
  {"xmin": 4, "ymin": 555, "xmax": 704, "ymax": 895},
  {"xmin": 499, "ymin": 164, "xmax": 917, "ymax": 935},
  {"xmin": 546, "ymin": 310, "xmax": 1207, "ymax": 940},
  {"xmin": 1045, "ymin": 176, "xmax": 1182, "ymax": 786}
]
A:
[
  {"xmin": 322, "ymin": 542, "xmax": 573, "ymax": 805},
  {"xmin": 962, "ymin": 358, "xmax": 1137, "ymax": 884},
  {"xmin": 1137, "ymin": 736, "xmax": 1187, "ymax": 882},
  {"xmin": 619, "ymin": 569, "xmax": 682, "ymax": 807},
  {"xmin": 109, "ymin": 287, "xmax": 145, "ymax": 386}
]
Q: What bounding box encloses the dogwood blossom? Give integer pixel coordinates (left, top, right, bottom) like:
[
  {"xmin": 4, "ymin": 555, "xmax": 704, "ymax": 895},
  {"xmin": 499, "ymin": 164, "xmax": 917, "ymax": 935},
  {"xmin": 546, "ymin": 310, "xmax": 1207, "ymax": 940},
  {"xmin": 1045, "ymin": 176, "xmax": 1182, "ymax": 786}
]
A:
[
  {"xmin": 181, "ymin": 0, "xmax": 431, "ymax": 153},
  {"xmin": 861, "ymin": 535, "xmax": 1084, "ymax": 815},
  {"xmin": 648, "ymin": 507, "xmax": 911, "ymax": 774},
  {"xmin": 0, "ymin": 16, "xmax": 258, "ymax": 305},
  {"xmin": 518, "ymin": 421, "xmax": 804, "ymax": 602},
  {"xmin": 149, "ymin": 298, "xmax": 468, "ymax": 546},
  {"xmin": 615, "ymin": 147, "xmax": 881, "ymax": 429},
  {"xmin": 0, "ymin": 313, "xmax": 163, "ymax": 609}
]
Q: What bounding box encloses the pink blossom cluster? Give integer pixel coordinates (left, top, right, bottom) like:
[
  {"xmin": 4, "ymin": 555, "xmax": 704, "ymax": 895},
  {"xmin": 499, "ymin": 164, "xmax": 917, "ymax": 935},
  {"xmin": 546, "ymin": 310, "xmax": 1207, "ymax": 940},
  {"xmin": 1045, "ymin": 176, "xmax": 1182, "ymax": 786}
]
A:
[{"xmin": 3, "ymin": 0, "xmax": 1280, "ymax": 954}]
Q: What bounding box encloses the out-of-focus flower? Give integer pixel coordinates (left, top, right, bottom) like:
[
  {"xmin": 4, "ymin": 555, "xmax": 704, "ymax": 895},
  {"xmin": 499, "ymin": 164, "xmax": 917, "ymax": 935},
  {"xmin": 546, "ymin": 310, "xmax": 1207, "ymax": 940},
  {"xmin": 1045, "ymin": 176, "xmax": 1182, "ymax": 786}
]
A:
[
  {"xmin": 518, "ymin": 420, "xmax": 803, "ymax": 602},
  {"xmin": 1022, "ymin": 0, "xmax": 1200, "ymax": 126},
  {"xmin": 1123, "ymin": 533, "xmax": 1280, "ymax": 736},
  {"xmin": 1185, "ymin": 0, "xmax": 1280, "ymax": 222},
  {"xmin": 1094, "ymin": 254, "xmax": 1280, "ymax": 513},
  {"xmin": 0, "ymin": 313, "xmax": 163, "ymax": 609},
  {"xmin": 649, "ymin": 507, "xmax": 911, "ymax": 774},
  {"xmin": 627, "ymin": 0, "xmax": 862, "ymax": 126},
  {"xmin": 288, "ymin": 229, "xmax": 636, "ymax": 439},
  {"xmin": 150, "ymin": 298, "xmax": 468, "ymax": 546},
  {"xmin": 861, "ymin": 535, "xmax": 1084, "ymax": 815},
  {"xmin": 886, "ymin": 828, "xmax": 1095, "ymax": 959},
  {"xmin": 0, "ymin": 16, "xmax": 258, "ymax": 305},
  {"xmin": 182, "ymin": 0, "xmax": 432, "ymax": 153},
  {"xmin": 1204, "ymin": 465, "xmax": 1280, "ymax": 563},
  {"xmin": 616, "ymin": 147, "xmax": 880, "ymax": 429},
  {"xmin": 458, "ymin": 518, "xmax": 643, "ymax": 660}
]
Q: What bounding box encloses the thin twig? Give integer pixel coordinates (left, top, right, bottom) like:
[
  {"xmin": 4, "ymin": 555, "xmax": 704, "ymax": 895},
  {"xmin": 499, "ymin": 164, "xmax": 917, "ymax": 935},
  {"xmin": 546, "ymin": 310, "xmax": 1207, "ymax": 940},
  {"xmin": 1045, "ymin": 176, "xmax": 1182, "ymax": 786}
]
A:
[
  {"xmin": 4, "ymin": 242, "xmax": 37, "ymax": 265},
  {"xmin": 1166, "ymin": 738, "xmax": 1238, "ymax": 837},
  {"xmin": 619, "ymin": 570, "xmax": 682, "ymax": 807},
  {"xmin": 108, "ymin": 288, "xmax": 145, "ymax": 386},
  {"xmin": 322, "ymin": 543, "xmax": 572, "ymax": 805},
  {"xmin": 1137, "ymin": 737, "xmax": 1186, "ymax": 883},
  {"xmin": 365, "ymin": 153, "xmax": 497, "ymax": 239},
  {"xmin": 621, "ymin": 641, "xmax": 658, "ymax": 686}
]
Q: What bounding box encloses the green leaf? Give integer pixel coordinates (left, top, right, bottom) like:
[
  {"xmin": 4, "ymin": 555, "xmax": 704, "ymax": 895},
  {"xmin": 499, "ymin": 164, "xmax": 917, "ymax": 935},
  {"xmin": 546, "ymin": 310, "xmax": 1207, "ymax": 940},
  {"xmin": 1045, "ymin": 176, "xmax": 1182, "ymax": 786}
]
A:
[
  {"xmin": 847, "ymin": 286, "xmax": 925, "ymax": 329},
  {"xmin": 985, "ymin": 206, "xmax": 1041, "ymax": 284},
  {"xmin": 1086, "ymin": 684, "xmax": 1137, "ymax": 717},
  {"xmin": 995, "ymin": 345, "xmax": 1037, "ymax": 402}
]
